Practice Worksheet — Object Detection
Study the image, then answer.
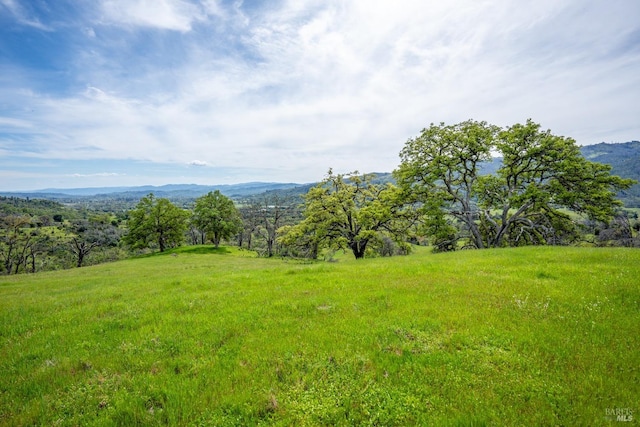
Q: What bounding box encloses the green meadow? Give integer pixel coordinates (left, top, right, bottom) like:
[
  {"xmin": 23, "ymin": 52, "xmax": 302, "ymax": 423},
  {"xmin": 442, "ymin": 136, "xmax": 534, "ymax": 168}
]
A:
[{"xmin": 1, "ymin": 246, "xmax": 638, "ymax": 426}]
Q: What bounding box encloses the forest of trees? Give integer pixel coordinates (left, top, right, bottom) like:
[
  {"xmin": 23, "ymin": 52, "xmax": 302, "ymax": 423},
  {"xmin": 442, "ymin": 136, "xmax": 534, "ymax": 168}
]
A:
[{"xmin": 2, "ymin": 120, "xmax": 638, "ymax": 274}]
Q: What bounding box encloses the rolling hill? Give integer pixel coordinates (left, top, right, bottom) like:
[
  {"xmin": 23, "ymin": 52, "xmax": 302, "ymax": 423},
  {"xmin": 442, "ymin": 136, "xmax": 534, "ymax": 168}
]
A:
[
  {"xmin": 0, "ymin": 245, "xmax": 638, "ymax": 424},
  {"xmin": 581, "ymin": 141, "xmax": 640, "ymax": 206}
]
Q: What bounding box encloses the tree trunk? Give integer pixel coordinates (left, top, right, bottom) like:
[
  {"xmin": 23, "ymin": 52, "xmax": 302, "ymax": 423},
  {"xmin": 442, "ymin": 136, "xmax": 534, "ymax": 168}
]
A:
[
  {"xmin": 350, "ymin": 240, "xmax": 368, "ymax": 259},
  {"xmin": 266, "ymin": 236, "xmax": 274, "ymax": 257},
  {"xmin": 464, "ymin": 216, "xmax": 485, "ymax": 249},
  {"xmin": 493, "ymin": 224, "xmax": 509, "ymax": 248},
  {"xmin": 158, "ymin": 234, "xmax": 166, "ymax": 252}
]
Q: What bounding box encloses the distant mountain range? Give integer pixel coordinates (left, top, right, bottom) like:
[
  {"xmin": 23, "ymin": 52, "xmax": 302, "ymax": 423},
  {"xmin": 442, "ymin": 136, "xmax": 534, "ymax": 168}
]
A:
[
  {"xmin": 2, "ymin": 141, "xmax": 639, "ymax": 206},
  {"xmin": 1, "ymin": 182, "xmax": 307, "ymax": 201}
]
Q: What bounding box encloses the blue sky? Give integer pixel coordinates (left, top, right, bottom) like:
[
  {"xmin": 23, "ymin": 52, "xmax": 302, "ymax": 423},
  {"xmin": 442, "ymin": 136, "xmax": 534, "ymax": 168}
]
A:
[{"xmin": 1, "ymin": 0, "xmax": 639, "ymax": 191}]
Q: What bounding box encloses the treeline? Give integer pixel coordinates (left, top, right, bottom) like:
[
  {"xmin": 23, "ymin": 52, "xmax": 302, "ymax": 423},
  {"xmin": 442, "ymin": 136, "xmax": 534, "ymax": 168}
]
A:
[
  {"xmin": 0, "ymin": 191, "xmax": 306, "ymax": 274},
  {"xmin": 0, "ymin": 197, "xmax": 126, "ymax": 274},
  {"xmin": 2, "ymin": 119, "xmax": 639, "ymax": 275},
  {"xmin": 120, "ymin": 191, "xmax": 305, "ymax": 257}
]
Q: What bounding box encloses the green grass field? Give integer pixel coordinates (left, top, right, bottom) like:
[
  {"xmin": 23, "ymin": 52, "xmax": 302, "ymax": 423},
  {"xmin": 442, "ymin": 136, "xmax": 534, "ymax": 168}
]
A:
[{"xmin": 1, "ymin": 246, "xmax": 638, "ymax": 426}]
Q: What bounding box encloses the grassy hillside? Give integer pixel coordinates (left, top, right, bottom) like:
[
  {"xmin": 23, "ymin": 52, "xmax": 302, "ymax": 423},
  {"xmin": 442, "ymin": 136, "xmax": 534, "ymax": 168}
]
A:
[{"xmin": 1, "ymin": 246, "xmax": 638, "ymax": 425}]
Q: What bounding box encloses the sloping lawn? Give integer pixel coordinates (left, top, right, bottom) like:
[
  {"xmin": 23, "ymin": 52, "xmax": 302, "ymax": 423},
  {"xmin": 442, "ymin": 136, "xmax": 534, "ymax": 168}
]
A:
[{"xmin": 1, "ymin": 246, "xmax": 638, "ymax": 425}]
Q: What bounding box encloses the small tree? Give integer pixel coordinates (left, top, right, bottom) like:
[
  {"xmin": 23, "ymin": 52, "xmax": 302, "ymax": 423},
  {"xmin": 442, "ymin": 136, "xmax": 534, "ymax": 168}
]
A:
[
  {"xmin": 597, "ymin": 213, "xmax": 635, "ymax": 247},
  {"xmin": 238, "ymin": 202, "xmax": 262, "ymax": 250},
  {"xmin": 277, "ymin": 223, "xmax": 321, "ymax": 259},
  {"xmin": 240, "ymin": 193, "xmax": 303, "ymax": 256},
  {"xmin": 279, "ymin": 170, "xmax": 413, "ymax": 259},
  {"xmin": 67, "ymin": 215, "xmax": 122, "ymax": 267},
  {"xmin": 0, "ymin": 215, "xmax": 54, "ymax": 274},
  {"xmin": 123, "ymin": 194, "xmax": 189, "ymax": 252},
  {"xmin": 192, "ymin": 191, "xmax": 242, "ymax": 248}
]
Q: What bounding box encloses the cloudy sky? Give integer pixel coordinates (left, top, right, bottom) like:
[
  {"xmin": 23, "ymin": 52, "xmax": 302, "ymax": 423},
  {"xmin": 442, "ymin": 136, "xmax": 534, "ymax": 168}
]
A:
[{"xmin": 1, "ymin": 0, "xmax": 639, "ymax": 191}]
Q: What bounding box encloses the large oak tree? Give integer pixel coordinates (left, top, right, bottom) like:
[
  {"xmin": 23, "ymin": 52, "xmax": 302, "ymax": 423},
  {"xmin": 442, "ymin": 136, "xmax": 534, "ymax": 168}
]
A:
[
  {"xmin": 279, "ymin": 170, "xmax": 412, "ymax": 259},
  {"xmin": 396, "ymin": 119, "xmax": 635, "ymax": 250}
]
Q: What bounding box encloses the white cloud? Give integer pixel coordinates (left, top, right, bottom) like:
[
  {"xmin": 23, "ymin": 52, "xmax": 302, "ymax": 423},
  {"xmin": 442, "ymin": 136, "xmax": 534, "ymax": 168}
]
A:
[
  {"xmin": 0, "ymin": 0, "xmax": 51, "ymax": 30},
  {"xmin": 189, "ymin": 160, "xmax": 207, "ymax": 167},
  {"xmin": 201, "ymin": 0, "xmax": 226, "ymax": 19},
  {"xmin": 100, "ymin": 0, "xmax": 205, "ymax": 32},
  {"xmin": 0, "ymin": 116, "xmax": 34, "ymax": 129}
]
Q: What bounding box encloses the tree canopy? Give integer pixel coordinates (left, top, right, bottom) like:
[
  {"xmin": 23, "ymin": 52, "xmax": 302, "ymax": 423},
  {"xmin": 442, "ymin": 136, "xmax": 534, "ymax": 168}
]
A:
[
  {"xmin": 396, "ymin": 119, "xmax": 635, "ymax": 250},
  {"xmin": 0, "ymin": 215, "xmax": 45, "ymax": 274},
  {"xmin": 279, "ymin": 170, "xmax": 412, "ymax": 259},
  {"xmin": 192, "ymin": 191, "xmax": 243, "ymax": 248},
  {"xmin": 67, "ymin": 215, "xmax": 122, "ymax": 267},
  {"xmin": 123, "ymin": 194, "xmax": 189, "ymax": 252}
]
